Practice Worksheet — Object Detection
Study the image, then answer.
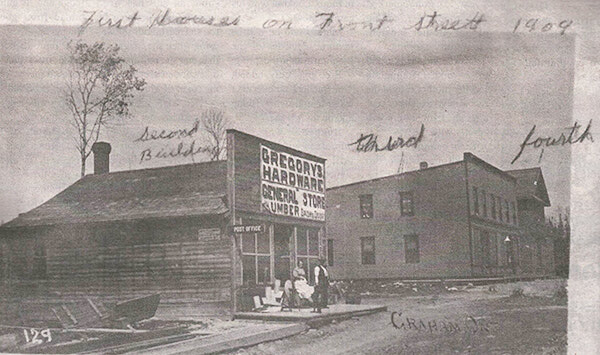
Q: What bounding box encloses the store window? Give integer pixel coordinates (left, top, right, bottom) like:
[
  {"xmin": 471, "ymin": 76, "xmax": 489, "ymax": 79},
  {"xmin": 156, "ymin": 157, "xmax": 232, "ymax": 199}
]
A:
[
  {"xmin": 404, "ymin": 235, "xmax": 420, "ymax": 264},
  {"xmin": 241, "ymin": 231, "xmax": 271, "ymax": 286},
  {"xmin": 359, "ymin": 194, "xmax": 373, "ymax": 219},
  {"xmin": 361, "ymin": 237, "xmax": 375, "ymax": 265},
  {"xmin": 400, "ymin": 192, "xmax": 414, "ymax": 216},
  {"xmin": 297, "ymin": 227, "xmax": 320, "ymax": 284}
]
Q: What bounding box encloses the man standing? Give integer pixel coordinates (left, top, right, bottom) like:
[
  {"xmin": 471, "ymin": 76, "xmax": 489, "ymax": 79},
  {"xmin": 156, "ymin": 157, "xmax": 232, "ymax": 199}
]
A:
[{"xmin": 313, "ymin": 258, "xmax": 329, "ymax": 313}]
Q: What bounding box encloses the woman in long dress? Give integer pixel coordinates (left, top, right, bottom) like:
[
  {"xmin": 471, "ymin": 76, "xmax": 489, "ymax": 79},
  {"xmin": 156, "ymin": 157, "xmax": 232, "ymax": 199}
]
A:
[{"xmin": 292, "ymin": 260, "xmax": 314, "ymax": 301}]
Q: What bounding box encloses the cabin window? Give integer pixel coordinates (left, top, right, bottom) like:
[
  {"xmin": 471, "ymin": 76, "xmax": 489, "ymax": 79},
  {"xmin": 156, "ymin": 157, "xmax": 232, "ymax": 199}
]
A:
[
  {"xmin": 400, "ymin": 192, "xmax": 414, "ymax": 216},
  {"xmin": 33, "ymin": 241, "xmax": 47, "ymax": 280},
  {"xmin": 359, "ymin": 194, "xmax": 373, "ymax": 219},
  {"xmin": 361, "ymin": 237, "xmax": 375, "ymax": 265},
  {"xmin": 404, "ymin": 235, "xmax": 420, "ymax": 264},
  {"xmin": 327, "ymin": 239, "xmax": 334, "ymax": 266}
]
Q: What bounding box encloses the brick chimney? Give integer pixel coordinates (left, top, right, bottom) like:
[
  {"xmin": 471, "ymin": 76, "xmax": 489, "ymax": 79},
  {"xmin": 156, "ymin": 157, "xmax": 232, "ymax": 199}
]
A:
[
  {"xmin": 419, "ymin": 161, "xmax": 428, "ymax": 170},
  {"xmin": 92, "ymin": 142, "xmax": 111, "ymax": 174}
]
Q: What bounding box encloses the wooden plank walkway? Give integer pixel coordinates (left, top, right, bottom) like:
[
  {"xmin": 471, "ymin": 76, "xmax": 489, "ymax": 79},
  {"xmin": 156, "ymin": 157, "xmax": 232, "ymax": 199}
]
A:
[{"xmin": 234, "ymin": 304, "xmax": 387, "ymax": 322}]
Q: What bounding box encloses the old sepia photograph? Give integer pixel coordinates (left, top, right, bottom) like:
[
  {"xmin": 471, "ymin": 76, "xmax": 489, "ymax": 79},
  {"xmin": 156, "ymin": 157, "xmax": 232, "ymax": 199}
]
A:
[{"xmin": 0, "ymin": 1, "xmax": 598, "ymax": 354}]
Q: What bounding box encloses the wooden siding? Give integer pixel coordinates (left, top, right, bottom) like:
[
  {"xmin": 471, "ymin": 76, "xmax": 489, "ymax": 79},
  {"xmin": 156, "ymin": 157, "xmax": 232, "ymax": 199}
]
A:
[
  {"xmin": 326, "ymin": 162, "xmax": 472, "ymax": 280},
  {"xmin": 0, "ymin": 218, "xmax": 232, "ymax": 315}
]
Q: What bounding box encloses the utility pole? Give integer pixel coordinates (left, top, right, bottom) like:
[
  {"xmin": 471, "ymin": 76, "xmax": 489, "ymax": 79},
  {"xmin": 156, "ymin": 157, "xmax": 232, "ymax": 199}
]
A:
[{"xmin": 397, "ymin": 151, "xmax": 405, "ymax": 174}]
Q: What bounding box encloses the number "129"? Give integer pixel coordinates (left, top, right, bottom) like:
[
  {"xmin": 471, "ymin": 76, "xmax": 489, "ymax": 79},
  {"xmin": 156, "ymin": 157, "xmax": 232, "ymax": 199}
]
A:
[{"xmin": 23, "ymin": 328, "xmax": 52, "ymax": 344}]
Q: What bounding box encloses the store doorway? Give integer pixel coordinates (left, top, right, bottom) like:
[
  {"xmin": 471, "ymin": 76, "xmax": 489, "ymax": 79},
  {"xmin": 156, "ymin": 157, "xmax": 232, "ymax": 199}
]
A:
[{"xmin": 274, "ymin": 224, "xmax": 293, "ymax": 282}]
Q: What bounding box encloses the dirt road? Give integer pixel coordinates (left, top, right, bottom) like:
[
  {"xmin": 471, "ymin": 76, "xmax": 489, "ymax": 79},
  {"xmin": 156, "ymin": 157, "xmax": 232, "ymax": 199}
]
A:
[{"xmin": 233, "ymin": 280, "xmax": 567, "ymax": 354}]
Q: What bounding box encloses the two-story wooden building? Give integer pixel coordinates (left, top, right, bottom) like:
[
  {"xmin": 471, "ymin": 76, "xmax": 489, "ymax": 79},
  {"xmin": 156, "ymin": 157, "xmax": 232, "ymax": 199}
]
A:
[
  {"xmin": 326, "ymin": 153, "xmax": 555, "ymax": 280},
  {"xmin": 507, "ymin": 168, "xmax": 556, "ymax": 275},
  {"xmin": 0, "ymin": 130, "xmax": 326, "ymax": 316}
]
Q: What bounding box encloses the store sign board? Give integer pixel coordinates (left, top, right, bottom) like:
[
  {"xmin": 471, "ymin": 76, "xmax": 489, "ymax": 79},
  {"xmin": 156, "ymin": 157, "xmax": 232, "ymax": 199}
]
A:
[{"xmin": 260, "ymin": 145, "xmax": 325, "ymax": 221}]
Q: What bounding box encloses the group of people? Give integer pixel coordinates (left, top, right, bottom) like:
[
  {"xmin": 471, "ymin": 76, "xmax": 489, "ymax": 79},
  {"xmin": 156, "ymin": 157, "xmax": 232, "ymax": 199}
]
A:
[{"xmin": 292, "ymin": 258, "xmax": 329, "ymax": 313}]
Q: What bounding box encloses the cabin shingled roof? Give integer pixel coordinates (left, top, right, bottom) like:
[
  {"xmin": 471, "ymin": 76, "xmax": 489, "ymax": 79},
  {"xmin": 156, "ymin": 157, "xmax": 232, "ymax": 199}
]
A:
[{"xmin": 1, "ymin": 160, "xmax": 228, "ymax": 229}]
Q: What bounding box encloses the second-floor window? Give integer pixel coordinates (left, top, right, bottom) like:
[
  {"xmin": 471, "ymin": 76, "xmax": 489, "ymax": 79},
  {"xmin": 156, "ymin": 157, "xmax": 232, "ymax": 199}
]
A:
[
  {"xmin": 481, "ymin": 190, "xmax": 487, "ymax": 217},
  {"xmin": 498, "ymin": 196, "xmax": 503, "ymax": 222},
  {"xmin": 473, "ymin": 187, "xmax": 479, "ymax": 215},
  {"xmin": 490, "ymin": 194, "xmax": 496, "ymax": 219},
  {"xmin": 511, "ymin": 201, "xmax": 517, "ymax": 224},
  {"xmin": 359, "ymin": 194, "xmax": 373, "ymax": 219},
  {"xmin": 504, "ymin": 200, "xmax": 510, "ymax": 222},
  {"xmin": 400, "ymin": 192, "xmax": 414, "ymax": 216}
]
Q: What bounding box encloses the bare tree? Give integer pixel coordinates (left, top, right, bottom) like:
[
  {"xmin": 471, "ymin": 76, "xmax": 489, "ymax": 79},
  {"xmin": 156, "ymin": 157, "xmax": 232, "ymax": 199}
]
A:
[
  {"xmin": 201, "ymin": 108, "xmax": 228, "ymax": 161},
  {"xmin": 65, "ymin": 41, "xmax": 146, "ymax": 177}
]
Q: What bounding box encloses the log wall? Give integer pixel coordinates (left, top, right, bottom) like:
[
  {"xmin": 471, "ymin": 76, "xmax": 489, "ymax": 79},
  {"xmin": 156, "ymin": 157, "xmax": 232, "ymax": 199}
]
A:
[{"xmin": 0, "ymin": 217, "xmax": 232, "ymax": 316}]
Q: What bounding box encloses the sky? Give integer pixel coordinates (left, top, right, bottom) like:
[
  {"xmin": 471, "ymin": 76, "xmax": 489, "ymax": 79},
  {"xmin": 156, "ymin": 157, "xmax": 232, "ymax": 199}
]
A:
[{"xmin": 0, "ymin": 6, "xmax": 578, "ymax": 224}]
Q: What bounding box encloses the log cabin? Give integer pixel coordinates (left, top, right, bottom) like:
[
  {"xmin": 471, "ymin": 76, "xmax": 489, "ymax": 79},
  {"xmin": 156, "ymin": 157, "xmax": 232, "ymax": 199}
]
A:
[{"xmin": 0, "ymin": 130, "xmax": 327, "ymax": 317}]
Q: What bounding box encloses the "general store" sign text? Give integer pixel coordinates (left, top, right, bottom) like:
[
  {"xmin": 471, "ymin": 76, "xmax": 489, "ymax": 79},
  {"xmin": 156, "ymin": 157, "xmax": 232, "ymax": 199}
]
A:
[{"xmin": 260, "ymin": 145, "xmax": 325, "ymax": 221}]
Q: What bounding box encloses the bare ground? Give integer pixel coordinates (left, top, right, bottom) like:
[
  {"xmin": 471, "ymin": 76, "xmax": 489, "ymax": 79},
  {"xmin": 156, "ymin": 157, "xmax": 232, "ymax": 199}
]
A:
[{"xmin": 232, "ymin": 279, "xmax": 567, "ymax": 355}]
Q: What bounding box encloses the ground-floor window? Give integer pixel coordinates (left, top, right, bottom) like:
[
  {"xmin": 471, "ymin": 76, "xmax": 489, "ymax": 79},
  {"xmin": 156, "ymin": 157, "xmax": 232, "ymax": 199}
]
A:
[
  {"xmin": 496, "ymin": 234, "xmax": 506, "ymax": 267},
  {"xmin": 481, "ymin": 231, "xmax": 492, "ymax": 266},
  {"xmin": 327, "ymin": 239, "xmax": 334, "ymax": 266},
  {"xmin": 536, "ymin": 239, "xmax": 543, "ymax": 267},
  {"xmin": 361, "ymin": 237, "xmax": 375, "ymax": 265},
  {"xmin": 0, "ymin": 242, "xmax": 5, "ymax": 280},
  {"xmin": 404, "ymin": 235, "xmax": 420, "ymax": 264}
]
